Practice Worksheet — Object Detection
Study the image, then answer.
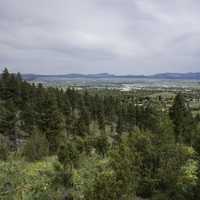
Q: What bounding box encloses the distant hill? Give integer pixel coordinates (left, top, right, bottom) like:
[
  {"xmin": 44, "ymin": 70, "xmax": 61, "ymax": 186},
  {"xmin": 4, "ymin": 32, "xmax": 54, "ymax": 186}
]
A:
[
  {"xmin": 150, "ymin": 72, "xmax": 200, "ymax": 80},
  {"xmin": 21, "ymin": 72, "xmax": 200, "ymax": 81}
]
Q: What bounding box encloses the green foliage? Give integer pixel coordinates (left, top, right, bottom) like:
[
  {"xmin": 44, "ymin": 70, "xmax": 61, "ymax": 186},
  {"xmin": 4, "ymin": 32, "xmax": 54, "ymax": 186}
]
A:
[
  {"xmin": 0, "ymin": 69, "xmax": 200, "ymax": 199},
  {"xmin": 170, "ymin": 93, "xmax": 195, "ymax": 144},
  {"xmin": 116, "ymin": 130, "xmax": 156, "ymax": 198},
  {"xmin": 94, "ymin": 132, "xmax": 109, "ymax": 157},
  {"xmin": 57, "ymin": 139, "xmax": 79, "ymax": 169},
  {"xmin": 35, "ymin": 88, "xmax": 65, "ymax": 153},
  {"xmin": 85, "ymin": 170, "xmax": 120, "ymax": 200},
  {"xmin": 109, "ymin": 137, "xmax": 138, "ymax": 199},
  {"xmin": 23, "ymin": 130, "xmax": 49, "ymax": 162},
  {"xmin": 156, "ymin": 144, "xmax": 197, "ymax": 199},
  {"xmin": 0, "ymin": 134, "xmax": 9, "ymax": 161},
  {"xmin": 0, "ymin": 157, "xmax": 59, "ymax": 200},
  {"xmin": 177, "ymin": 159, "xmax": 198, "ymax": 192},
  {"xmin": 73, "ymin": 154, "xmax": 108, "ymax": 199}
]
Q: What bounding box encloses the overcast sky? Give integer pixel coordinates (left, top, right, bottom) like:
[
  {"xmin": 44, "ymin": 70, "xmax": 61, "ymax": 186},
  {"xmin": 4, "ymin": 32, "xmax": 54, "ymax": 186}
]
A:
[{"xmin": 0, "ymin": 0, "xmax": 200, "ymax": 75}]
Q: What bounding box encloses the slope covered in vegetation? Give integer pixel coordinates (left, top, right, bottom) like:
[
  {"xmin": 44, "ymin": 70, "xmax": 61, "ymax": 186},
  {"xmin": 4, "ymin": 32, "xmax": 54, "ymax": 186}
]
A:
[{"xmin": 0, "ymin": 68, "xmax": 200, "ymax": 200}]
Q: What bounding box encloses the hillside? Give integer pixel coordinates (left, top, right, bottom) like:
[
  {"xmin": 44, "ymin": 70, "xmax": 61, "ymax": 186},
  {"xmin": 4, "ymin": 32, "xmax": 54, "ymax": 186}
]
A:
[{"xmin": 0, "ymin": 68, "xmax": 200, "ymax": 199}]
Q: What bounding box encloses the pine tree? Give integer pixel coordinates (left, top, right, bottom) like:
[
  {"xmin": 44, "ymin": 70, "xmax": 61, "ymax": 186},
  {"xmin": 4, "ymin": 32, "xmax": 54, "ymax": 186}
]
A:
[
  {"xmin": 143, "ymin": 100, "xmax": 164, "ymax": 133},
  {"xmin": 57, "ymin": 139, "xmax": 79, "ymax": 170},
  {"xmin": 94, "ymin": 132, "xmax": 109, "ymax": 157},
  {"xmin": 0, "ymin": 101, "xmax": 19, "ymax": 150},
  {"xmin": 0, "ymin": 68, "xmax": 11, "ymax": 100},
  {"xmin": 36, "ymin": 88, "xmax": 65, "ymax": 153},
  {"xmin": 23, "ymin": 129, "xmax": 49, "ymax": 161},
  {"xmin": 170, "ymin": 93, "xmax": 194, "ymax": 144},
  {"xmin": 0, "ymin": 134, "xmax": 9, "ymax": 160}
]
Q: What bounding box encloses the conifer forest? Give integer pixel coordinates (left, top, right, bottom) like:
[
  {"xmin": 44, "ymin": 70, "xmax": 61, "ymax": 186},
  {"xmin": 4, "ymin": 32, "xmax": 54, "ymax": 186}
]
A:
[{"xmin": 0, "ymin": 68, "xmax": 200, "ymax": 200}]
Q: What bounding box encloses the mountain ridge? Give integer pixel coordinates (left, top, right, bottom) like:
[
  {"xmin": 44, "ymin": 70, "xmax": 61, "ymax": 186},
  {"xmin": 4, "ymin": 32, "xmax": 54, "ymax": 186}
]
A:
[{"xmin": 21, "ymin": 72, "xmax": 200, "ymax": 81}]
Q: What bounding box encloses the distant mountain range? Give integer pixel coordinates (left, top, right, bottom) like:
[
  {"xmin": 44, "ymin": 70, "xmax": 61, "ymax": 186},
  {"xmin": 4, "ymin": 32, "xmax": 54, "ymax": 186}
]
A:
[
  {"xmin": 149, "ymin": 73, "xmax": 200, "ymax": 80},
  {"xmin": 22, "ymin": 72, "xmax": 200, "ymax": 81}
]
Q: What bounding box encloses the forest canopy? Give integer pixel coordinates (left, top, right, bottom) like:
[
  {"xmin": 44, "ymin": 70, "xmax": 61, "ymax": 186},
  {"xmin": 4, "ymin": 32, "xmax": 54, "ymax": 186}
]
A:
[{"xmin": 0, "ymin": 68, "xmax": 200, "ymax": 200}]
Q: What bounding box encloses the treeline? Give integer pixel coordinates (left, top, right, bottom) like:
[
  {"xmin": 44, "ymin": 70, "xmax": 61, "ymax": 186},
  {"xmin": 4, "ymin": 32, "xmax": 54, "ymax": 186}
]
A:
[{"xmin": 0, "ymin": 68, "xmax": 200, "ymax": 199}]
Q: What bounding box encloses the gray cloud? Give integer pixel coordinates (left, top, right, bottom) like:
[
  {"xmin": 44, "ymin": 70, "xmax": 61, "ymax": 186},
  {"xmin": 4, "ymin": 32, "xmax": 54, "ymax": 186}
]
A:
[{"xmin": 0, "ymin": 0, "xmax": 200, "ymax": 74}]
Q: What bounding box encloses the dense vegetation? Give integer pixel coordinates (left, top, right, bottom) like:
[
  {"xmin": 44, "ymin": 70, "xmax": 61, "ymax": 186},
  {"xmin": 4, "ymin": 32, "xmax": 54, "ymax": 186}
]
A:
[{"xmin": 0, "ymin": 68, "xmax": 200, "ymax": 200}]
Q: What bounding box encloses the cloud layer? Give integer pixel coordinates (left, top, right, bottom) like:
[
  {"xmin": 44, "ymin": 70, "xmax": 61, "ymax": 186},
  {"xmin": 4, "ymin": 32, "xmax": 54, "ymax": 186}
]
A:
[{"xmin": 0, "ymin": 0, "xmax": 200, "ymax": 74}]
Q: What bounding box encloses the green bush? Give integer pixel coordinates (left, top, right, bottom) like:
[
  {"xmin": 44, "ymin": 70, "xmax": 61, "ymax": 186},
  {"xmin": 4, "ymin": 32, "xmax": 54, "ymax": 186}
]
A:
[{"xmin": 0, "ymin": 157, "xmax": 58, "ymax": 199}]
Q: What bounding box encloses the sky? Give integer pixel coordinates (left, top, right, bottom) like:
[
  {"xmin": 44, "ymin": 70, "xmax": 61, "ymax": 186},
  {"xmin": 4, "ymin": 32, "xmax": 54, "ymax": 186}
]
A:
[{"xmin": 0, "ymin": 0, "xmax": 200, "ymax": 75}]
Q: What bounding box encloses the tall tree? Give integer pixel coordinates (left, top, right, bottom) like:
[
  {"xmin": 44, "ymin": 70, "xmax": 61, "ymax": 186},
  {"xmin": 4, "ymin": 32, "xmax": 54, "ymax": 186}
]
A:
[
  {"xmin": 170, "ymin": 93, "xmax": 194, "ymax": 144},
  {"xmin": 36, "ymin": 88, "xmax": 65, "ymax": 153}
]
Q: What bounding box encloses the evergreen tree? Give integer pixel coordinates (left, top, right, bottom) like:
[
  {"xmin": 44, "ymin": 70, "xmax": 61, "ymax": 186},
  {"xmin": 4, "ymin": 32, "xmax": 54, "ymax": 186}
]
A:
[
  {"xmin": 0, "ymin": 134, "xmax": 9, "ymax": 160},
  {"xmin": 94, "ymin": 132, "xmax": 109, "ymax": 157},
  {"xmin": 57, "ymin": 140, "xmax": 79, "ymax": 170},
  {"xmin": 0, "ymin": 101, "xmax": 20, "ymax": 150},
  {"xmin": 23, "ymin": 129, "xmax": 49, "ymax": 161},
  {"xmin": 170, "ymin": 93, "xmax": 194, "ymax": 144},
  {"xmin": 35, "ymin": 89, "xmax": 65, "ymax": 153}
]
